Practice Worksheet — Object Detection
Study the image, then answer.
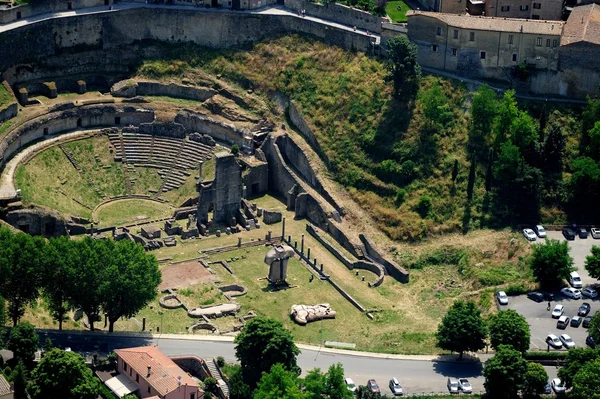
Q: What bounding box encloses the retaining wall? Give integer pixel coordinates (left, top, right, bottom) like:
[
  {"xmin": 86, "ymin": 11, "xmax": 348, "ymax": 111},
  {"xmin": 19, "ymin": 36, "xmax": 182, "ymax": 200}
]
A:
[
  {"xmin": 175, "ymin": 109, "xmax": 249, "ymax": 147},
  {"xmin": 111, "ymin": 79, "xmax": 218, "ymax": 102},
  {"xmin": 0, "ymin": 80, "xmax": 17, "ymax": 123},
  {"xmin": 285, "ymin": 0, "xmax": 382, "ymax": 33},
  {"xmin": 0, "ymin": 0, "xmax": 111, "ymax": 24},
  {"xmin": 359, "ymin": 233, "xmax": 409, "ymax": 283}
]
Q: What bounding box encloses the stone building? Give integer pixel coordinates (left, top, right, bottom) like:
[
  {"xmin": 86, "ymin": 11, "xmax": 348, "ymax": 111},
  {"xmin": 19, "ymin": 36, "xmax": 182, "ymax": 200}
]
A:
[
  {"xmin": 407, "ymin": 10, "xmax": 563, "ymax": 80},
  {"xmin": 420, "ymin": 0, "xmax": 565, "ymax": 21}
]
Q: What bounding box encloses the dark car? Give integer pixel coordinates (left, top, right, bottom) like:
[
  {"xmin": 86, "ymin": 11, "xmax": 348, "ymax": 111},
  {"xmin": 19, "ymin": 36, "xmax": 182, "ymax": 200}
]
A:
[
  {"xmin": 367, "ymin": 379, "xmax": 380, "ymax": 393},
  {"xmin": 586, "ymin": 336, "xmax": 596, "ymax": 349},
  {"xmin": 542, "ymin": 292, "xmax": 555, "ymax": 301},
  {"xmin": 578, "ymin": 303, "xmax": 591, "ymax": 317},
  {"xmin": 583, "ymin": 316, "xmax": 593, "ymax": 328},
  {"xmin": 578, "ymin": 228, "xmax": 588, "ymax": 238},
  {"xmin": 571, "ymin": 316, "xmax": 583, "ymax": 327},
  {"xmin": 544, "ymin": 382, "xmax": 552, "ymax": 394},
  {"xmin": 563, "ymin": 228, "xmax": 576, "ymax": 240},
  {"xmin": 527, "ymin": 292, "xmax": 544, "ymax": 302}
]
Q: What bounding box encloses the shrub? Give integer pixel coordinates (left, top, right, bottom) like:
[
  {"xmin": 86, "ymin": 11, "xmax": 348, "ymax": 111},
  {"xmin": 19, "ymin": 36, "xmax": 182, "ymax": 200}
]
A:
[
  {"xmin": 524, "ymin": 351, "xmax": 567, "ymax": 361},
  {"xmin": 231, "ymin": 145, "xmax": 240, "ymax": 156},
  {"xmin": 505, "ymin": 284, "xmax": 528, "ymax": 296},
  {"xmin": 415, "ymin": 195, "xmax": 432, "ymax": 218},
  {"xmin": 216, "ymin": 356, "xmax": 225, "ymax": 367},
  {"xmin": 394, "ymin": 188, "xmax": 407, "ymax": 205}
]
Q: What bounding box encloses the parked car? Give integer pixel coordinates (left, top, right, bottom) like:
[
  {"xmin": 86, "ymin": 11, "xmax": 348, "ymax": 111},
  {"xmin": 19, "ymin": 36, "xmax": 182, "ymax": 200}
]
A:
[
  {"xmin": 570, "ymin": 271, "xmax": 583, "ymax": 289},
  {"xmin": 578, "ymin": 228, "xmax": 588, "ymax": 238},
  {"xmin": 582, "ymin": 287, "xmax": 598, "ymax": 298},
  {"xmin": 571, "ymin": 316, "xmax": 583, "ymax": 327},
  {"xmin": 586, "ymin": 336, "xmax": 596, "ymax": 349},
  {"xmin": 344, "ymin": 378, "xmax": 357, "ymax": 392},
  {"xmin": 546, "ymin": 334, "xmax": 563, "ymax": 349},
  {"xmin": 458, "ymin": 378, "xmax": 472, "ymax": 394},
  {"xmin": 557, "ymin": 315, "xmax": 570, "ymax": 329},
  {"xmin": 551, "ymin": 378, "xmax": 566, "ymax": 394},
  {"xmin": 578, "ymin": 302, "xmax": 591, "ymax": 317},
  {"xmin": 560, "ymin": 334, "xmax": 576, "ymax": 349},
  {"xmin": 447, "ymin": 378, "xmax": 460, "ymax": 394},
  {"xmin": 497, "ymin": 291, "xmax": 509, "ymax": 305},
  {"xmin": 584, "ymin": 316, "xmax": 593, "ymax": 328},
  {"xmin": 544, "ymin": 382, "xmax": 552, "ymax": 394},
  {"xmin": 388, "ymin": 378, "xmax": 403, "ymax": 396},
  {"xmin": 561, "ymin": 287, "xmax": 582, "ymax": 299},
  {"xmin": 542, "ymin": 292, "xmax": 555, "ymax": 301},
  {"xmin": 523, "ymin": 228, "xmax": 537, "ymax": 241},
  {"xmin": 591, "ymin": 227, "xmax": 600, "ymax": 239},
  {"xmin": 552, "ymin": 304, "xmax": 565, "ymax": 318},
  {"xmin": 527, "ymin": 292, "xmax": 544, "ymax": 302},
  {"xmin": 534, "ymin": 225, "xmax": 547, "ymax": 238},
  {"xmin": 563, "ymin": 227, "xmax": 576, "ymax": 240},
  {"xmin": 367, "ymin": 379, "xmax": 380, "ymax": 393}
]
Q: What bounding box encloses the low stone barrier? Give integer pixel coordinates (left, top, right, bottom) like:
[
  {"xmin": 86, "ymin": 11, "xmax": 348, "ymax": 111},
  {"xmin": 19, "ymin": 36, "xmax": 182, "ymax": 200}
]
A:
[{"xmin": 218, "ymin": 284, "xmax": 248, "ymax": 297}]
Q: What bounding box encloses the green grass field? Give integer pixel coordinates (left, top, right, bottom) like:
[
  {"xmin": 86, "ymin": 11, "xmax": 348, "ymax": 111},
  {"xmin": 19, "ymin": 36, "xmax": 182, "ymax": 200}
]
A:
[
  {"xmin": 0, "ymin": 83, "xmax": 13, "ymax": 109},
  {"xmin": 95, "ymin": 199, "xmax": 174, "ymax": 226},
  {"xmin": 385, "ymin": 0, "xmax": 411, "ymax": 22}
]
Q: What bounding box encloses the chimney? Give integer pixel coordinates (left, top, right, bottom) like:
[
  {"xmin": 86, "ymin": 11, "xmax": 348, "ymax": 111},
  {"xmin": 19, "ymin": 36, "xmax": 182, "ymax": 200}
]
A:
[
  {"xmin": 147, "ymin": 365, "xmax": 151, "ymax": 377},
  {"xmin": 178, "ymin": 376, "xmax": 182, "ymax": 387}
]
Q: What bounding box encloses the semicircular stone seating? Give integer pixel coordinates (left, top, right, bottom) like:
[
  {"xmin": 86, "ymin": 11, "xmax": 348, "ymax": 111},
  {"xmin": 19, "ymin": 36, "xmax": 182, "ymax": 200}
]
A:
[
  {"xmin": 217, "ymin": 284, "xmax": 248, "ymax": 297},
  {"xmin": 188, "ymin": 322, "xmax": 220, "ymax": 334}
]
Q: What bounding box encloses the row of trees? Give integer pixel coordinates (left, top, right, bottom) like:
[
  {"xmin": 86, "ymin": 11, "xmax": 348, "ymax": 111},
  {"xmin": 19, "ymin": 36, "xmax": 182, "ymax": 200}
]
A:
[{"xmin": 0, "ymin": 227, "xmax": 161, "ymax": 331}]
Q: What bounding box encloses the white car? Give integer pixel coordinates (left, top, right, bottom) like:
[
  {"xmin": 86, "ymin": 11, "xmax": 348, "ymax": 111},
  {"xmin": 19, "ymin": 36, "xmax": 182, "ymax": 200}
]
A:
[
  {"xmin": 522, "ymin": 228, "xmax": 537, "ymax": 241},
  {"xmin": 534, "ymin": 225, "xmax": 547, "ymax": 238},
  {"xmin": 546, "ymin": 334, "xmax": 563, "ymax": 349},
  {"xmin": 388, "ymin": 378, "xmax": 403, "ymax": 396},
  {"xmin": 569, "ymin": 271, "xmax": 583, "ymax": 289},
  {"xmin": 497, "ymin": 291, "xmax": 508, "ymax": 305},
  {"xmin": 591, "ymin": 228, "xmax": 600, "ymax": 239},
  {"xmin": 344, "ymin": 378, "xmax": 357, "ymax": 392},
  {"xmin": 551, "ymin": 378, "xmax": 566, "ymax": 394},
  {"xmin": 582, "ymin": 287, "xmax": 598, "ymax": 298},
  {"xmin": 560, "ymin": 334, "xmax": 576, "ymax": 349},
  {"xmin": 562, "ymin": 287, "xmax": 582, "ymax": 299},
  {"xmin": 552, "ymin": 304, "xmax": 564, "ymax": 318},
  {"xmin": 459, "ymin": 378, "xmax": 472, "ymax": 394}
]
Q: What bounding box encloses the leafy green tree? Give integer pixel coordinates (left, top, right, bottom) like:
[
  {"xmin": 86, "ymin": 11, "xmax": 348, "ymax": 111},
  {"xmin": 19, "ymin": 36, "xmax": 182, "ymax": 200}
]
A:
[
  {"xmin": 466, "ymin": 155, "xmax": 476, "ymax": 200},
  {"xmin": 253, "ymin": 364, "xmax": 305, "ymax": 399},
  {"xmin": 558, "ymin": 348, "xmax": 598, "ymax": 389},
  {"xmin": 325, "ymin": 363, "xmax": 354, "ymax": 399},
  {"xmin": 522, "ymin": 362, "xmax": 548, "ymax": 398},
  {"xmin": 204, "ymin": 377, "xmax": 219, "ymax": 395},
  {"xmin": 418, "ymin": 81, "xmax": 452, "ymax": 127},
  {"xmin": 452, "ymin": 159, "xmax": 459, "ymax": 182},
  {"xmin": 10, "ymin": 361, "xmax": 28, "ymax": 399},
  {"xmin": 415, "ymin": 195, "xmax": 432, "ymax": 218},
  {"xmin": 469, "ymin": 84, "xmax": 498, "ymax": 153},
  {"xmin": 0, "ymin": 295, "xmax": 6, "ymax": 339},
  {"xmin": 493, "ymin": 90, "xmax": 519, "ymax": 149},
  {"xmin": 303, "ymin": 368, "xmax": 326, "ymax": 399},
  {"xmin": 232, "ymin": 144, "xmax": 241, "ymax": 156},
  {"xmin": 43, "ymin": 237, "xmax": 77, "ymax": 330},
  {"xmin": 588, "ymin": 121, "xmax": 600, "ymax": 160},
  {"xmin": 234, "ymin": 317, "xmax": 300, "ymax": 389},
  {"xmin": 529, "ymin": 239, "xmax": 574, "ymax": 288},
  {"xmin": 28, "ymin": 348, "xmax": 99, "ymax": 399},
  {"xmin": 228, "ymin": 364, "xmax": 252, "ymax": 399},
  {"xmin": 483, "ymin": 345, "xmax": 528, "ymax": 399},
  {"xmin": 585, "ymin": 246, "xmax": 600, "ymax": 280},
  {"xmin": 510, "ymin": 111, "xmax": 539, "ymax": 163},
  {"xmin": 7, "ymin": 322, "xmax": 38, "ymax": 365},
  {"xmin": 355, "ymin": 385, "xmax": 381, "ymax": 399},
  {"xmin": 385, "ymin": 35, "xmax": 421, "ymax": 100},
  {"xmin": 571, "ymin": 358, "xmax": 600, "ymax": 399},
  {"xmin": 99, "ymin": 239, "xmax": 161, "ymax": 332},
  {"xmin": 487, "ymin": 309, "xmax": 530, "ymax": 353},
  {"xmin": 542, "ymin": 115, "xmax": 566, "ymax": 175},
  {"xmin": 436, "ymin": 300, "xmax": 487, "ymax": 358},
  {"xmin": 581, "ymin": 97, "xmax": 600, "ymax": 152},
  {"xmin": 569, "ymin": 157, "xmax": 600, "ymax": 221}
]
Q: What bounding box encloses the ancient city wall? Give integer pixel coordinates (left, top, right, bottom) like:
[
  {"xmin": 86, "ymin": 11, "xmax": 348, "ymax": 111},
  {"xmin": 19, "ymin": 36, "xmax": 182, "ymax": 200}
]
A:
[
  {"xmin": 0, "ymin": 0, "xmax": 110, "ymax": 24},
  {"xmin": 285, "ymin": 0, "xmax": 383, "ymax": 33},
  {"xmin": 359, "ymin": 233, "xmax": 409, "ymax": 283},
  {"xmin": 175, "ymin": 110, "xmax": 249, "ymax": 147}
]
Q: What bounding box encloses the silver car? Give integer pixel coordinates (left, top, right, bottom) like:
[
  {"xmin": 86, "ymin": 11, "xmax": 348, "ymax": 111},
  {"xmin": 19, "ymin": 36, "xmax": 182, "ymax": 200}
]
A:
[
  {"xmin": 534, "ymin": 225, "xmax": 547, "ymax": 238},
  {"xmin": 497, "ymin": 291, "xmax": 509, "ymax": 305},
  {"xmin": 522, "ymin": 228, "xmax": 537, "ymax": 241},
  {"xmin": 447, "ymin": 378, "xmax": 460, "ymax": 394},
  {"xmin": 582, "ymin": 287, "xmax": 598, "ymax": 298},
  {"xmin": 459, "ymin": 378, "xmax": 472, "ymax": 394},
  {"xmin": 389, "ymin": 378, "xmax": 403, "ymax": 396}
]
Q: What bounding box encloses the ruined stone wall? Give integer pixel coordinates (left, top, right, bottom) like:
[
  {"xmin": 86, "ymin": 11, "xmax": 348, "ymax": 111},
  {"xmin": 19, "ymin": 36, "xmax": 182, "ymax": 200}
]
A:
[
  {"xmin": 175, "ymin": 110, "xmax": 248, "ymax": 147},
  {"xmin": 0, "ymin": 80, "xmax": 18, "ymax": 123},
  {"xmin": 6, "ymin": 207, "xmax": 69, "ymax": 237},
  {"xmin": 359, "ymin": 233, "xmax": 409, "ymax": 283},
  {"xmin": 242, "ymin": 161, "xmax": 269, "ymax": 197},
  {"xmin": 285, "ymin": 0, "xmax": 383, "ymax": 33},
  {"xmin": 111, "ymin": 80, "xmax": 218, "ymax": 102}
]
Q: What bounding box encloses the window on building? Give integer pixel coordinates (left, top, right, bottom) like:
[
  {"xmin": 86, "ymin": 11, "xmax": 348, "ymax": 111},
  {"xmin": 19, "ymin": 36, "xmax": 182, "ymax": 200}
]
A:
[
  {"xmin": 436, "ymin": 27, "xmax": 442, "ymax": 36},
  {"xmin": 123, "ymin": 362, "xmax": 127, "ymax": 372},
  {"xmin": 552, "ymin": 39, "xmax": 558, "ymax": 47},
  {"xmin": 508, "ymin": 34, "xmax": 514, "ymax": 44},
  {"xmin": 512, "ymin": 53, "xmax": 518, "ymax": 62},
  {"xmin": 452, "ymin": 48, "xmax": 457, "ymax": 56},
  {"xmin": 431, "ymin": 44, "xmax": 438, "ymax": 52},
  {"xmin": 129, "ymin": 367, "xmax": 132, "ymax": 376},
  {"xmin": 480, "ymin": 51, "xmax": 486, "ymax": 59},
  {"xmin": 533, "ymin": 2, "xmax": 541, "ymax": 8},
  {"xmin": 532, "ymin": 14, "xmax": 540, "ymax": 19},
  {"xmin": 469, "ymin": 32, "xmax": 475, "ymax": 41},
  {"xmin": 536, "ymin": 37, "xmax": 542, "ymax": 46},
  {"xmin": 453, "ymin": 29, "xmax": 459, "ymax": 39},
  {"xmin": 136, "ymin": 373, "xmax": 139, "ymax": 383},
  {"xmin": 500, "ymin": 5, "xmax": 510, "ymax": 11},
  {"xmin": 546, "ymin": 39, "xmax": 551, "ymax": 47},
  {"xmin": 190, "ymin": 394, "xmax": 196, "ymax": 399},
  {"xmin": 520, "ymin": 4, "xmax": 529, "ymax": 10},
  {"xmin": 148, "ymin": 386, "xmax": 151, "ymax": 394}
]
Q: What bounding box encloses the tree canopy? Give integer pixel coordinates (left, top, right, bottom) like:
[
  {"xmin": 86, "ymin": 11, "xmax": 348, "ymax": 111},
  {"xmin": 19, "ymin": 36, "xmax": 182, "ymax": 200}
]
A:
[
  {"xmin": 529, "ymin": 239, "xmax": 574, "ymax": 288},
  {"xmin": 253, "ymin": 364, "xmax": 304, "ymax": 399},
  {"xmin": 385, "ymin": 35, "xmax": 421, "ymax": 100},
  {"xmin": 436, "ymin": 300, "xmax": 487, "ymax": 358},
  {"xmin": 234, "ymin": 317, "xmax": 300, "ymax": 389},
  {"xmin": 7, "ymin": 322, "xmax": 39, "ymax": 365},
  {"xmin": 584, "ymin": 246, "xmax": 600, "ymax": 280},
  {"xmin": 558, "ymin": 347, "xmax": 599, "ymax": 389},
  {"xmin": 487, "ymin": 309, "xmax": 530, "ymax": 353},
  {"xmin": 483, "ymin": 345, "xmax": 528, "ymax": 399},
  {"xmin": 522, "ymin": 362, "xmax": 548, "ymax": 398},
  {"xmin": 571, "ymin": 358, "xmax": 600, "ymax": 399}
]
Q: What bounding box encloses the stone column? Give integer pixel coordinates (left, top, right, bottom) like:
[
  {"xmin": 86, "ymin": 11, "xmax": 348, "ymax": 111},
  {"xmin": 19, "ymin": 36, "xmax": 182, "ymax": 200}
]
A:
[
  {"xmin": 282, "ymin": 217, "xmax": 286, "ymax": 238},
  {"xmin": 238, "ymin": 237, "xmax": 242, "ymax": 247},
  {"xmin": 301, "ymin": 234, "xmax": 305, "ymax": 255},
  {"xmin": 307, "ymin": 248, "xmax": 311, "ymax": 260}
]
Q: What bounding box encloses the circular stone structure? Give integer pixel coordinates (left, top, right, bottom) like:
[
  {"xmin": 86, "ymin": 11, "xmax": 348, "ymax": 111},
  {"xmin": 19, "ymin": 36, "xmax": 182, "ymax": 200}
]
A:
[{"xmin": 94, "ymin": 197, "xmax": 173, "ymax": 227}]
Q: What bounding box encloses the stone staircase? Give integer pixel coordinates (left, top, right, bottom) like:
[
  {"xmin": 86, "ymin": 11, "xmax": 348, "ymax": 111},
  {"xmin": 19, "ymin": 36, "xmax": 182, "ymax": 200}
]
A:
[{"xmin": 206, "ymin": 358, "xmax": 230, "ymax": 399}]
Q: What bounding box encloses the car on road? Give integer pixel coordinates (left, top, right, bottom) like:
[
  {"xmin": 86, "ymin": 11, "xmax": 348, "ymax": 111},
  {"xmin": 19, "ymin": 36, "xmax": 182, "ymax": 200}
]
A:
[
  {"xmin": 563, "ymin": 227, "xmax": 576, "ymax": 240},
  {"xmin": 534, "ymin": 225, "xmax": 547, "ymax": 238},
  {"xmin": 569, "ymin": 272, "xmax": 583, "ymax": 289},
  {"xmin": 458, "ymin": 378, "xmax": 472, "ymax": 394},
  {"xmin": 542, "ymin": 292, "xmax": 555, "ymax": 301},
  {"xmin": 551, "ymin": 378, "xmax": 566, "ymax": 394},
  {"xmin": 544, "ymin": 382, "xmax": 552, "ymax": 394},
  {"xmin": 344, "ymin": 378, "xmax": 357, "ymax": 392},
  {"xmin": 497, "ymin": 291, "xmax": 508, "ymax": 305},
  {"xmin": 523, "ymin": 228, "xmax": 537, "ymax": 241},
  {"xmin": 582, "ymin": 287, "xmax": 598, "ymax": 298},
  {"xmin": 583, "ymin": 316, "xmax": 593, "ymax": 328},
  {"xmin": 571, "ymin": 316, "xmax": 583, "ymax": 327},
  {"xmin": 388, "ymin": 378, "xmax": 403, "ymax": 396},
  {"xmin": 546, "ymin": 334, "xmax": 563, "ymax": 349},
  {"xmin": 586, "ymin": 336, "xmax": 596, "ymax": 349},
  {"xmin": 447, "ymin": 378, "xmax": 460, "ymax": 394},
  {"xmin": 557, "ymin": 316, "xmax": 570, "ymax": 329},
  {"xmin": 367, "ymin": 379, "xmax": 380, "ymax": 393},
  {"xmin": 578, "ymin": 302, "xmax": 591, "ymax": 316},
  {"xmin": 560, "ymin": 334, "xmax": 576, "ymax": 349},
  {"xmin": 578, "ymin": 228, "xmax": 588, "ymax": 238},
  {"xmin": 591, "ymin": 227, "xmax": 600, "ymax": 239},
  {"xmin": 552, "ymin": 304, "xmax": 565, "ymax": 318},
  {"xmin": 527, "ymin": 292, "xmax": 544, "ymax": 302},
  {"xmin": 561, "ymin": 287, "xmax": 582, "ymax": 299}
]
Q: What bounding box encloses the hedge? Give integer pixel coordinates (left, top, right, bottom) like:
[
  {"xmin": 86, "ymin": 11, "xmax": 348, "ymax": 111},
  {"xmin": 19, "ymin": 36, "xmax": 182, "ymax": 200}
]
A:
[{"xmin": 524, "ymin": 351, "xmax": 568, "ymax": 360}]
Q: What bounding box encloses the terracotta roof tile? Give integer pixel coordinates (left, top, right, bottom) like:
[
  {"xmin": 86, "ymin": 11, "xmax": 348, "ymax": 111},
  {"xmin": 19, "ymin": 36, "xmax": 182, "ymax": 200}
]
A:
[
  {"xmin": 0, "ymin": 375, "xmax": 11, "ymax": 396},
  {"xmin": 115, "ymin": 346, "xmax": 199, "ymax": 396},
  {"xmin": 407, "ymin": 10, "xmax": 564, "ymax": 35},
  {"xmin": 562, "ymin": 4, "xmax": 600, "ymax": 45}
]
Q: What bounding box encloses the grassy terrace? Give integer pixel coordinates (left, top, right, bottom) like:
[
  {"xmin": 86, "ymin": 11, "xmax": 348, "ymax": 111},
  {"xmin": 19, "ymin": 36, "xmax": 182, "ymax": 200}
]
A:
[
  {"xmin": 385, "ymin": 0, "xmax": 412, "ymax": 22},
  {"xmin": 0, "ymin": 83, "xmax": 12, "ymax": 109}
]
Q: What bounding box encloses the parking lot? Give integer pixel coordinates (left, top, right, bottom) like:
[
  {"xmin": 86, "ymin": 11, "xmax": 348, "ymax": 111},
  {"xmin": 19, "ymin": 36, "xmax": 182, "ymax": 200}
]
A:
[{"xmin": 510, "ymin": 229, "xmax": 600, "ymax": 350}]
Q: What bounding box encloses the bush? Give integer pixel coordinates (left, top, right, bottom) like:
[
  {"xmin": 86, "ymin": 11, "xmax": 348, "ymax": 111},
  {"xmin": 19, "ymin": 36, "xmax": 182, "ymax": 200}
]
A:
[
  {"xmin": 415, "ymin": 195, "xmax": 432, "ymax": 218},
  {"xmin": 231, "ymin": 145, "xmax": 240, "ymax": 156},
  {"xmin": 524, "ymin": 351, "xmax": 568, "ymax": 361},
  {"xmin": 216, "ymin": 356, "xmax": 225, "ymax": 367},
  {"xmin": 394, "ymin": 188, "xmax": 407, "ymax": 205},
  {"xmin": 99, "ymin": 383, "xmax": 118, "ymax": 399},
  {"xmin": 505, "ymin": 284, "xmax": 528, "ymax": 296}
]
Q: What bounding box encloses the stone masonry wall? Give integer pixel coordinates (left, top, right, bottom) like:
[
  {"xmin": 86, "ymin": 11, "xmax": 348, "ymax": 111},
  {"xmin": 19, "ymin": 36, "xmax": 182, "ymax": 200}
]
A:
[
  {"xmin": 175, "ymin": 110, "xmax": 249, "ymax": 147},
  {"xmin": 285, "ymin": 0, "xmax": 382, "ymax": 33},
  {"xmin": 359, "ymin": 233, "xmax": 409, "ymax": 283},
  {"xmin": 0, "ymin": 0, "xmax": 111, "ymax": 24}
]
